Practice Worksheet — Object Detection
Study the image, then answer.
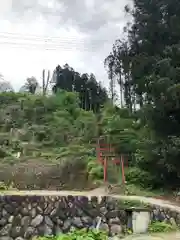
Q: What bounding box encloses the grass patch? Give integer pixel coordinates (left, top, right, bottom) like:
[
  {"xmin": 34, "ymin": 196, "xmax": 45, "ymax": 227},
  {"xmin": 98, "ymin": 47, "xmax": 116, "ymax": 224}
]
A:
[
  {"xmin": 33, "ymin": 229, "xmax": 108, "ymax": 240},
  {"xmin": 118, "ymin": 199, "xmax": 150, "ymax": 209},
  {"xmin": 125, "ymin": 184, "xmax": 166, "ymax": 197},
  {"xmin": 148, "ymin": 221, "xmax": 178, "ymax": 233},
  {"xmin": 0, "ymin": 181, "xmax": 17, "ymax": 191}
]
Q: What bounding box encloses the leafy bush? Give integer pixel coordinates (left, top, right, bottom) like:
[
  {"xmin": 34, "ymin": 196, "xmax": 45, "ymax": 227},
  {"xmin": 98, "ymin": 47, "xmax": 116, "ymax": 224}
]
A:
[
  {"xmin": 148, "ymin": 221, "xmax": 177, "ymax": 233},
  {"xmin": 117, "ymin": 199, "xmax": 150, "ymax": 209},
  {"xmin": 0, "ymin": 181, "xmax": 16, "ymax": 191},
  {"xmin": 0, "ymin": 181, "xmax": 9, "ymax": 190},
  {"xmin": 33, "ymin": 229, "xmax": 108, "ymax": 240},
  {"xmin": 125, "ymin": 167, "xmax": 156, "ymax": 189},
  {"xmin": 101, "ymin": 105, "xmax": 139, "ymax": 156},
  {"xmin": 87, "ymin": 157, "xmax": 104, "ymax": 180}
]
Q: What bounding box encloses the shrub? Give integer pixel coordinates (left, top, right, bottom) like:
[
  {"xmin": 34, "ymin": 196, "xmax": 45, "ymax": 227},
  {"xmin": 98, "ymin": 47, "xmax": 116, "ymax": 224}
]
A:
[
  {"xmin": 33, "ymin": 229, "xmax": 108, "ymax": 240},
  {"xmin": 125, "ymin": 167, "xmax": 156, "ymax": 189},
  {"xmin": 87, "ymin": 157, "xmax": 104, "ymax": 181},
  {"xmin": 0, "ymin": 181, "xmax": 16, "ymax": 191},
  {"xmin": 148, "ymin": 221, "xmax": 177, "ymax": 233}
]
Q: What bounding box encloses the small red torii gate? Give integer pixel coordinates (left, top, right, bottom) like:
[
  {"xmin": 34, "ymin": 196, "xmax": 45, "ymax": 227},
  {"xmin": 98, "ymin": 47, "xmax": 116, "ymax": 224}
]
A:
[{"xmin": 96, "ymin": 140, "xmax": 126, "ymax": 184}]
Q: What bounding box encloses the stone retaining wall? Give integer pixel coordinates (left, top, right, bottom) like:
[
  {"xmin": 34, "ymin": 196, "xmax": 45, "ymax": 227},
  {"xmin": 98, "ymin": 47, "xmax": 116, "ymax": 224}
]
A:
[{"xmin": 0, "ymin": 195, "xmax": 179, "ymax": 240}]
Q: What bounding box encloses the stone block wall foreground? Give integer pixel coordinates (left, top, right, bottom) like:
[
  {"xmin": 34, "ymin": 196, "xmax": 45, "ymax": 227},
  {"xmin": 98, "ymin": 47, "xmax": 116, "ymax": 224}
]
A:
[{"xmin": 0, "ymin": 194, "xmax": 180, "ymax": 240}]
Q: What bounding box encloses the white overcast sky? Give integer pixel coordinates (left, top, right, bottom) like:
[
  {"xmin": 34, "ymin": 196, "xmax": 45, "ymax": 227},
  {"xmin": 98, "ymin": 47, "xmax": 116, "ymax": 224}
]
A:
[{"xmin": 0, "ymin": 0, "xmax": 132, "ymax": 91}]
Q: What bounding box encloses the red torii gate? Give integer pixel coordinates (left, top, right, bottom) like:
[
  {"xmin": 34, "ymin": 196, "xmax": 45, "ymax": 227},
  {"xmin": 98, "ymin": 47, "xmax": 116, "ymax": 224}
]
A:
[{"xmin": 96, "ymin": 141, "xmax": 126, "ymax": 184}]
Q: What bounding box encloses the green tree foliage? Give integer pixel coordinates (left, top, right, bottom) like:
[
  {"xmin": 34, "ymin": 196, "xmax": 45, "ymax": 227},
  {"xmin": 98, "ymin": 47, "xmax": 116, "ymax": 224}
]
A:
[
  {"xmin": 19, "ymin": 77, "xmax": 39, "ymax": 94},
  {"xmin": 101, "ymin": 104, "xmax": 140, "ymax": 157},
  {"xmin": 0, "ymin": 90, "xmax": 142, "ymax": 189},
  {"xmin": 0, "ymin": 91, "xmax": 97, "ymax": 163},
  {"xmin": 104, "ymin": 0, "xmax": 180, "ymax": 188},
  {"xmin": 3, "ymin": 0, "xmax": 180, "ymax": 191},
  {"xmin": 52, "ymin": 64, "xmax": 108, "ymax": 112},
  {"xmin": 34, "ymin": 229, "xmax": 107, "ymax": 240}
]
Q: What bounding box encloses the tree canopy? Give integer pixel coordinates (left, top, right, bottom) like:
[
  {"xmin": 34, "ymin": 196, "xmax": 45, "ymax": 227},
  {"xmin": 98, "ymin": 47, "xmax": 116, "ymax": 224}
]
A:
[
  {"xmin": 52, "ymin": 64, "xmax": 108, "ymax": 112},
  {"xmin": 104, "ymin": 0, "xmax": 180, "ymax": 188}
]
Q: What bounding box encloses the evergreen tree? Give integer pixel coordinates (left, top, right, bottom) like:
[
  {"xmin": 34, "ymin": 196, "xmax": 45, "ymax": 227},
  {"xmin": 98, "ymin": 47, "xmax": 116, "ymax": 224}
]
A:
[{"xmin": 52, "ymin": 64, "xmax": 108, "ymax": 112}]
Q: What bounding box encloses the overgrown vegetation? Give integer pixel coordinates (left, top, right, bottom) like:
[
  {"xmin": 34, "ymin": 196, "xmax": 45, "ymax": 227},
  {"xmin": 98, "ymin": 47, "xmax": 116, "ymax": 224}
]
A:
[
  {"xmin": 103, "ymin": 0, "xmax": 180, "ymax": 191},
  {"xmin": 1, "ymin": 0, "xmax": 180, "ymax": 194},
  {"xmin": 117, "ymin": 199, "xmax": 150, "ymax": 209},
  {"xmin": 148, "ymin": 222, "xmax": 177, "ymax": 233},
  {"xmin": 0, "ymin": 91, "xmax": 96, "ymax": 161},
  {"xmin": 33, "ymin": 229, "xmax": 107, "ymax": 240}
]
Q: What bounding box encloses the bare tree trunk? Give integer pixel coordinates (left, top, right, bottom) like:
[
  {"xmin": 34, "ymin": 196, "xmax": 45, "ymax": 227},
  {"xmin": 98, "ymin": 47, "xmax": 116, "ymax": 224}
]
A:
[
  {"xmin": 44, "ymin": 70, "xmax": 50, "ymax": 95},
  {"xmin": 119, "ymin": 71, "xmax": 123, "ymax": 107},
  {"xmin": 109, "ymin": 67, "xmax": 114, "ymax": 102},
  {"xmin": 42, "ymin": 69, "xmax": 45, "ymax": 95},
  {"xmin": 42, "ymin": 69, "xmax": 50, "ymax": 95}
]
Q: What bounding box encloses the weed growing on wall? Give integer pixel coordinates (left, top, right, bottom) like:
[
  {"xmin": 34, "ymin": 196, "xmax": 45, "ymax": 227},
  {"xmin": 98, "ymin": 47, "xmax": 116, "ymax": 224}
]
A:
[
  {"xmin": 33, "ymin": 229, "xmax": 108, "ymax": 240},
  {"xmin": 148, "ymin": 221, "xmax": 177, "ymax": 233}
]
